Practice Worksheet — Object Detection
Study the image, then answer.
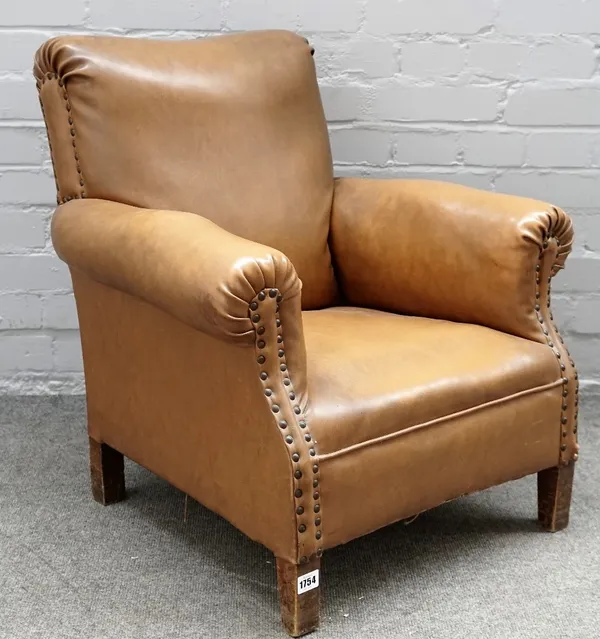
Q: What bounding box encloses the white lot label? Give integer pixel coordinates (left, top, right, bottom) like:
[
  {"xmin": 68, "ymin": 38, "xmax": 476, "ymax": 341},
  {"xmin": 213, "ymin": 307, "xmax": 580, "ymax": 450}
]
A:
[{"xmin": 297, "ymin": 569, "xmax": 319, "ymax": 594}]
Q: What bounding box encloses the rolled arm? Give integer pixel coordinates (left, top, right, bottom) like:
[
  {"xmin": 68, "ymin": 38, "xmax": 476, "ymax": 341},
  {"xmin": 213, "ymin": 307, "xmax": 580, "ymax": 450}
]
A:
[
  {"xmin": 52, "ymin": 198, "xmax": 302, "ymax": 346},
  {"xmin": 330, "ymin": 178, "xmax": 574, "ymax": 342}
]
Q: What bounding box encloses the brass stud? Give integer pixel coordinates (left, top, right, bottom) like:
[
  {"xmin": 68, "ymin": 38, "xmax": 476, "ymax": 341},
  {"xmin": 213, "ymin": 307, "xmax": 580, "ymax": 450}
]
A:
[
  {"xmin": 264, "ymin": 388, "xmax": 272, "ymax": 396},
  {"xmin": 272, "ymin": 404, "xmax": 280, "ymax": 413},
  {"xmin": 305, "ymin": 434, "xmax": 311, "ymax": 441},
  {"xmin": 562, "ymin": 431, "xmax": 567, "ymax": 437},
  {"xmin": 295, "ymin": 470, "xmax": 302, "ymax": 479},
  {"xmin": 562, "ymin": 404, "xmax": 567, "ymax": 410},
  {"xmin": 296, "ymin": 506, "xmax": 304, "ymax": 515},
  {"xmin": 284, "ymin": 379, "xmax": 291, "ymax": 386},
  {"xmin": 309, "ymin": 448, "xmax": 316, "ymax": 456},
  {"xmin": 289, "ymin": 393, "xmax": 296, "ymax": 400},
  {"xmin": 548, "ymin": 342, "xmax": 554, "ymax": 348},
  {"xmin": 299, "ymin": 420, "xmax": 307, "ymax": 428},
  {"xmin": 313, "ymin": 491, "xmax": 319, "ymax": 499},
  {"xmin": 300, "ymin": 556, "xmax": 308, "ymax": 564},
  {"xmin": 535, "ymin": 292, "xmax": 540, "ymax": 299},
  {"xmin": 535, "ymin": 304, "xmax": 540, "ymax": 311},
  {"xmin": 285, "ymin": 435, "xmax": 293, "ymax": 444},
  {"xmin": 252, "ymin": 314, "xmax": 260, "ymax": 323},
  {"xmin": 561, "ymin": 417, "xmax": 567, "ymax": 424},
  {"xmin": 313, "ymin": 464, "xmax": 318, "ymax": 473},
  {"xmin": 257, "ymin": 340, "xmax": 265, "ymax": 349},
  {"xmin": 563, "ymin": 390, "xmax": 568, "ymax": 397},
  {"xmin": 279, "ymin": 420, "xmax": 288, "ymax": 429},
  {"xmin": 535, "ymin": 265, "xmax": 540, "ymax": 272},
  {"xmin": 280, "ymin": 364, "xmax": 287, "ymax": 372},
  {"xmin": 257, "ymin": 355, "xmax": 265, "ymax": 364},
  {"xmin": 560, "ymin": 364, "xmax": 566, "ymax": 371},
  {"xmin": 315, "ymin": 517, "xmax": 321, "ymax": 526},
  {"xmin": 295, "ymin": 489, "xmax": 302, "ymax": 498},
  {"xmin": 313, "ymin": 479, "xmax": 318, "ymax": 488},
  {"xmin": 276, "ymin": 294, "xmax": 283, "ymax": 303},
  {"xmin": 562, "ymin": 377, "xmax": 568, "ymax": 384},
  {"xmin": 573, "ymin": 453, "xmax": 579, "ymax": 461},
  {"xmin": 298, "ymin": 524, "xmax": 306, "ymax": 533},
  {"xmin": 250, "ymin": 301, "xmax": 258, "ymax": 311},
  {"xmin": 561, "ymin": 444, "xmax": 567, "ymax": 451},
  {"xmin": 260, "ymin": 372, "xmax": 268, "ymax": 381},
  {"xmin": 276, "ymin": 319, "xmax": 281, "ymax": 327},
  {"xmin": 315, "ymin": 531, "xmax": 322, "ymax": 540},
  {"xmin": 292, "ymin": 453, "xmax": 300, "ymax": 462},
  {"xmin": 278, "ymin": 349, "xmax": 284, "ymax": 358},
  {"xmin": 277, "ymin": 335, "xmax": 283, "ymax": 343},
  {"xmin": 258, "ymin": 291, "xmax": 266, "ymax": 301},
  {"xmin": 269, "ymin": 289, "xmax": 277, "ymax": 298},
  {"xmin": 294, "ymin": 406, "xmax": 301, "ymax": 414},
  {"xmin": 68, "ymin": 117, "xmax": 73, "ymax": 125},
  {"xmin": 257, "ymin": 326, "xmax": 265, "ymax": 335},
  {"xmin": 314, "ymin": 504, "xmax": 320, "ymax": 513},
  {"xmin": 316, "ymin": 548, "xmax": 323, "ymax": 558}
]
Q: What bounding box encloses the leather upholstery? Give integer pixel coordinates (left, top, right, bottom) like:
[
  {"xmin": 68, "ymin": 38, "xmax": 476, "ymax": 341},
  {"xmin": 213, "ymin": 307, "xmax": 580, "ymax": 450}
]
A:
[
  {"xmin": 303, "ymin": 307, "xmax": 561, "ymax": 455},
  {"xmin": 35, "ymin": 30, "xmax": 337, "ymax": 309},
  {"xmin": 36, "ymin": 31, "xmax": 579, "ymax": 568},
  {"xmin": 331, "ymin": 178, "xmax": 573, "ymax": 342}
]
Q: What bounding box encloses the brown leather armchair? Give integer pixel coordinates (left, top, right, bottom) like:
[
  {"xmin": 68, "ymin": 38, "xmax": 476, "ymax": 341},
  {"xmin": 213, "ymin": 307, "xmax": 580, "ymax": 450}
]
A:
[{"xmin": 35, "ymin": 30, "xmax": 579, "ymax": 637}]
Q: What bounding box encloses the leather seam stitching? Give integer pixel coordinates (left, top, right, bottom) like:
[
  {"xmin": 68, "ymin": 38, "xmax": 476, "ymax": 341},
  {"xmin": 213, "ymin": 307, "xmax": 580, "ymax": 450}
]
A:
[
  {"xmin": 317, "ymin": 379, "xmax": 564, "ymax": 462},
  {"xmin": 250, "ymin": 288, "xmax": 322, "ymax": 563}
]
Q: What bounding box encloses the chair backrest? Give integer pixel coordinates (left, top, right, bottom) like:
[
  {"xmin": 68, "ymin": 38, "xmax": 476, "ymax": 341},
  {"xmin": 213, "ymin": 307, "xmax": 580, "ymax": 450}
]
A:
[{"xmin": 35, "ymin": 30, "xmax": 338, "ymax": 309}]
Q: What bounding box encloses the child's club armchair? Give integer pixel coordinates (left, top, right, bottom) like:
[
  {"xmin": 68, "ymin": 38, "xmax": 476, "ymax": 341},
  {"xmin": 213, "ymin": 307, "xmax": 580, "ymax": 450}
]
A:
[{"xmin": 35, "ymin": 30, "xmax": 579, "ymax": 637}]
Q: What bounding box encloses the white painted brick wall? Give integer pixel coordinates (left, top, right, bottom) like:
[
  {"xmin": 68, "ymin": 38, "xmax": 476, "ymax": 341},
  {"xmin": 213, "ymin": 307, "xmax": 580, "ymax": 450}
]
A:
[{"xmin": 0, "ymin": 0, "xmax": 599, "ymax": 395}]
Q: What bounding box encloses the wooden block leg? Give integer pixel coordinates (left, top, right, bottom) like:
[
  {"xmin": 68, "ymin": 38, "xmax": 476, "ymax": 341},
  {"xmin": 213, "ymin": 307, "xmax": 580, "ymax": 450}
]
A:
[
  {"xmin": 89, "ymin": 436, "xmax": 125, "ymax": 505},
  {"xmin": 538, "ymin": 461, "xmax": 575, "ymax": 532},
  {"xmin": 276, "ymin": 556, "xmax": 321, "ymax": 637}
]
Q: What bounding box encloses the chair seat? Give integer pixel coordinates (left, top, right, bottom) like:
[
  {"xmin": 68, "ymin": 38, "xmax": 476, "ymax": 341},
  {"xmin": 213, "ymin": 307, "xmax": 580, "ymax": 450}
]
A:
[{"xmin": 304, "ymin": 307, "xmax": 561, "ymax": 456}]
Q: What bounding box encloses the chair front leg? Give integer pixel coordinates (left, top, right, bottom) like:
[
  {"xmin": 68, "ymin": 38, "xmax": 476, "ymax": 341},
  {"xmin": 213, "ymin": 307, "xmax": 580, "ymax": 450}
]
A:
[
  {"xmin": 89, "ymin": 436, "xmax": 126, "ymax": 505},
  {"xmin": 538, "ymin": 461, "xmax": 575, "ymax": 532},
  {"xmin": 276, "ymin": 556, "xmax": 321, "ymax": 637}
]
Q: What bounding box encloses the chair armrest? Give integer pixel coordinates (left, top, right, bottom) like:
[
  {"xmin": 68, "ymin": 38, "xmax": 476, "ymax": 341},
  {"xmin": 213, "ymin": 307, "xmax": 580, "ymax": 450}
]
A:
[
  {"xmin": 330, "ymin": 178, "xmax": 574, "ymax": 342},
  {"xmin": 57, "ymin": 198, "xmax": 321, "ymax": 561},
  {"xmin": 52, "ymin": 198, "xmax": 301, "ymax": 346}
]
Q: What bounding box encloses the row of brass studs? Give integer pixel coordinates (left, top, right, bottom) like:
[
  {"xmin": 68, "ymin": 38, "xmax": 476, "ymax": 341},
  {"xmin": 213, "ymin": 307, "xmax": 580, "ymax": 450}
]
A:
[
  {"xmin": 38, "ymin": 72, "xmax": 86, "ymax": 204},
  {"xmin": 252, "ymin": 288, "xmax": 323, "ymax": 563},
  {"xmin": 535, "ymin": 239, "xmax": 578, "ymax": 464}
]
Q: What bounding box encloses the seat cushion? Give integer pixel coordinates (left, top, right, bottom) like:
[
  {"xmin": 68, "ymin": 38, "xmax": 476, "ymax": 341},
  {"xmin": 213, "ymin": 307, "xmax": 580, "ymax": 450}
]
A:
[{"xmin": 303, "ymin": 307, "xmax": 561, "ymax": 456}]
